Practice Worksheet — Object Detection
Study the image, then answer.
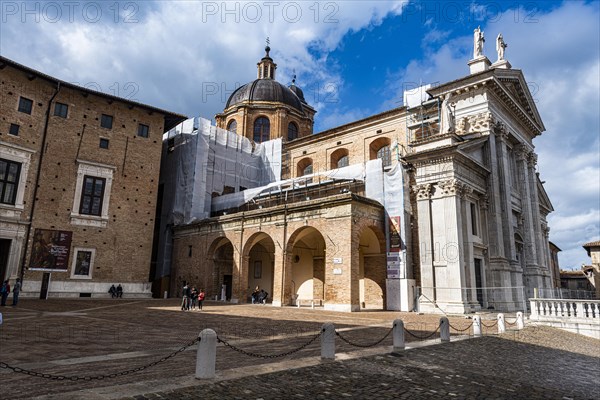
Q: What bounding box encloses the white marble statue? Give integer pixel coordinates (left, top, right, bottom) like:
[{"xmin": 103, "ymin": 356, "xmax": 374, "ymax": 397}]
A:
[
  {"xmin": 474, "ymin": 27, "xmax": 485, "ymax": 58},
  {"xmin": 440, "ymin": 93, "xmax": 454, "ymax": 134},
  {"xmin": 496, "ymin": 33, "xmax": 507, "ymax": 61}
]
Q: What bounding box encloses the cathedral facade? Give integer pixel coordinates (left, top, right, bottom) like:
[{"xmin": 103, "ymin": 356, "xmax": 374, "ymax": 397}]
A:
[{"xmin": 167, "ymin": 37, "xmax": 556, "ymax": 313}]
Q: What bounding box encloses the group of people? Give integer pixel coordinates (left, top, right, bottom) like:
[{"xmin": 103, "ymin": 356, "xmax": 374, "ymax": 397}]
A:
[
  {"xmin": 181, "ymin": 282, "xmax": 205, "ymax": 311},
  {"xmin": 108, "ymin": 284, "xmax": 123, "ymax": 298},
  {"xmin": 0, "ymin": 278, "xmax": 21, "ymax": 307},
  {"xmin": 251, "ymin": 286, "xmax": 268, "ymax": 304}
]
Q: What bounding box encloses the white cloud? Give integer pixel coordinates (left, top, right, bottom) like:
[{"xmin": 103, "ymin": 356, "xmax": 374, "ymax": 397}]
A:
[{"xmin": 0, "ymin": 1, "xmax": 408, "ymax": 121}]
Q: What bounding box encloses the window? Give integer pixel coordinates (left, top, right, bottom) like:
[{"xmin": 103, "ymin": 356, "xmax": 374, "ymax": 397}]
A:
[
  {"xmin": 9, "ymin": 124, "xmax": 19, "ymax": 136},
  {"xmin": 70, "ymin": 248, "xmax": 96, "ymax": 279},
  {"xmin": 288, "ymin": 122, "xmax": 298, "ymax": 141},
  {"xmin": 297, "ymin": 158, "xmax": 313, "ymax": 178},
  {"xmin": 470, "ymin": 203, "xmax": 478, "ymax": 236},
  {"xmin": 100, "ymin": 114, "xmax": 113, "ymax": 129},
  {"xmin": 337, "ymin": 155, "xmax": 349, "ymax": 168},
  {"xmin": 330, "ymin": 148, "xmax": 349, "ymax": 169},
  {"xmin": 99, "ymin": 138, "xmax": 109, "ymax": 149},
  {"xmin": 137, "ymin": 124, "xmax": 149, "ymax": 138},
  {"xmin": 377, "ymin": 145, "xmax": 391, "ymax": 168},
  {"xmin": 253, "ymin": 117, "xmax": 270, "ymax": 143},
  {"xmin": 227, "ymin": 120, "xmax": 237, "ymax": 133},
  {"xmin": 0, "ymin": 158, "xmax": 21, "ymax": 205},
  {"xmin": 303, "ymin": 164, "xmax": 313, "ymax": 176},
  {"xmin": 254, "ymin": 261, "xmax": 262, "ymax": 279},
  {"xmin": 18, "ymin": 97, "xmax": 33, "ymax": 114},
  {"xmin": 79, "ymin": 176, "xmax": 106, "ymax": 216},
  {"xmin": 54, "ymin": 102, "xmax": 68, "ymax": 118}
]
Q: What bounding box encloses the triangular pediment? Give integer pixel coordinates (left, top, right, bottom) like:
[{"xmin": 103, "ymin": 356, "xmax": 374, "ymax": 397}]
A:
[{"xmin": 494, "ymin": 69, "xmax": 545, "ymax": 133}]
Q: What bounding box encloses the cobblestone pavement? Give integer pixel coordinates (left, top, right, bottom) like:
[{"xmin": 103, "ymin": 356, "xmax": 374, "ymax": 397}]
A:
[{"xmin": 0, "ymin": 299, "xmax": 598, "ymax": 399}]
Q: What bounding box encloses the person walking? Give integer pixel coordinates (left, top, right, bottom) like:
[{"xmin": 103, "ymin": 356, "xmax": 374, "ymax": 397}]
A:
[
  {"xmin": 12, "ymin": 278, "xmax": 21, "ymax": 306},
  {"xmin": 1, "ymin": 280, "xmax": 10, "ymax": 306},
  {"xmin": 181, "ymin": 282, "xmax": 190, "ymax": 311}
]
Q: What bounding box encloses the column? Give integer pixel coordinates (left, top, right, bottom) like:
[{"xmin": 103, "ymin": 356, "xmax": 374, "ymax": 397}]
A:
[{"xmin": 413, "ymin": 183, "xmax": 434, "ymax": 306}]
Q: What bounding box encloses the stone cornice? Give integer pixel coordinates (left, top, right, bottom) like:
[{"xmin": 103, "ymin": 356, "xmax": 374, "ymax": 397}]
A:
[
  {"xmin": 173, "ymin": 192, "xmax": 384, "ymax": 236},
  {"xmin": 285, "ymin": 107, "xmax": 406, "ymax": 150}
]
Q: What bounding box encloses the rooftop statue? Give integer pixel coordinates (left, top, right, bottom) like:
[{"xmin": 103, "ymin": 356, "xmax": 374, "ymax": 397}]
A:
[{"xmin": 474, "ymin": 26, "xmax": 485, "ymax": 58}]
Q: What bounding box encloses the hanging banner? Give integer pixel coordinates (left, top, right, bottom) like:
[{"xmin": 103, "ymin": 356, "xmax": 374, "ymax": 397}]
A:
[
  {"xmin": 29, "ymin": 229, "xmax": 72, "ymax": 271},
  {"xmin": 389, "ymin": 216, "xmax": 402, "ymax": 252},
  {"xmin": 384, "ymin": 163, "xmax": 407, "ymax": 279}
]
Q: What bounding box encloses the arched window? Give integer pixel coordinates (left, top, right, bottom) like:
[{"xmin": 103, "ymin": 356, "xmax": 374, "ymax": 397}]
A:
[
  {"xmin": 288, "ymin": 122, "xmax": 298, "ymax": 141},
  {"xmin": 370, "ymin": 137, "xmax": 392, "ymax": 168},
  {"xmin": 297, "ymin": 158, "xmax": 313, "ymax": 177},
  {"xmin": 330, "ymin": 148, "xmax": 349, "ymax": 169},
  {"xmin": 253, "ymin": 117, "xmax": 270, "ymax": 143},
  {"xmin": 227, "ymin": 120, "xmax": 237, "ymax": 133}
]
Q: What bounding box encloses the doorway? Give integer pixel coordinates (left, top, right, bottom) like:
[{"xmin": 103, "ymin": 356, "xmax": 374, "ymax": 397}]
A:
[
  {"xmin": 223, "ymin": 274, "xmax": 232, "ymax": 301},
  {"xmin": 474, "ymin": 258, "xmax": 484, "ymax": 306},
  {"xmin": 0, "ymin": 239, "xmax": 11, "ymax": 282}
]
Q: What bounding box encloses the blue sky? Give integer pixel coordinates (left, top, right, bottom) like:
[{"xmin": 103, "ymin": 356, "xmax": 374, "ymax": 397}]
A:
[{"xmin": 1, "ymin": 0, "xmax": 598, "ymax": 270}]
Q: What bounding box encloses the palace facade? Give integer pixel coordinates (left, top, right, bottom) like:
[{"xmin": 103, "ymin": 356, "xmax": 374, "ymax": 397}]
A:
[{"xmin": 0, "ymin": 56, "xmax": 186, "ymax": 298}]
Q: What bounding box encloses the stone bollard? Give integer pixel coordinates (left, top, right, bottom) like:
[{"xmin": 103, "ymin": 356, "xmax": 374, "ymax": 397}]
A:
[
  {"xmin": 163, "ymin": 291, "xmax": 168, "ymax": 299},
  {"xmin": 473, "ymin": 315, "xmax": 482, "ymax": 337},
  {"xmin": 516, "ymin": 311, "xmax": 524, "ymax": 330},
  {"xmin": 392, "ymin": 319, "xmax": 405, "ymax": 352},
  {"xmin": 497, "ymin": 313, "xmax": 506, "ymax": 334},
  {"xmin": 321, "ymin": 323, "xmax": 335, "ymax": 360},
  {"xmin": 195, "ymin": 329, "xmax": 217, "ymax": 379},
  {"xmin": 440, "ymin": 317, "xmax": 450, "ymax": 342}
]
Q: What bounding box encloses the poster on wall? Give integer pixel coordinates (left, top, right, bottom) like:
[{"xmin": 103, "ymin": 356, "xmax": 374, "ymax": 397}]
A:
[
  {"xmin": 74, "ymin": 250, "xmax": 93, "ymax": 276},
  {"xmin": 389, "ymin": 216, "xmax": 402, "ymax": 252},
  {"xmin": 29, "ymin": 229, "xmax": 72, "ymax": 271},
  {"xmin": 386, "ymin": 251, "xmax": 402, "ymax": 279}
]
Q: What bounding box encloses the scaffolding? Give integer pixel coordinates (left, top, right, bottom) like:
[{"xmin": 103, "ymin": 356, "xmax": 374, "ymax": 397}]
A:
[{"xmin": 406, "ymin": 97, "xmax": 441, "ymax": 145}]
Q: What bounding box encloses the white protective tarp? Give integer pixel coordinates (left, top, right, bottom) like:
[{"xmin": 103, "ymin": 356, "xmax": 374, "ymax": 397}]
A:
[
  {"xmin": 211, "ymin": 163, "xmax": 366, "ymax": 212},
  {"xmin": 161, "ymin": 117, "xmax": 282, "ymax": 224}
]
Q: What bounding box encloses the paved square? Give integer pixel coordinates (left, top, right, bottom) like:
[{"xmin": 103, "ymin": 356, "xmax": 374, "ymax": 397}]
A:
[{"xmin": 0, "ymin": 299, "xmax": 598, "ymax": 399}]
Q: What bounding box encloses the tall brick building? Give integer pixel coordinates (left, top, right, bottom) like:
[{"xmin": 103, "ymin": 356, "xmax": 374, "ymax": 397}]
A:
[
  {"xmin": 0, "ymin": 56, "xmax": 186, "ymax": 298},
  {"xmin": 166, "ymin": 39, "xmax": 556, "ymax": 313}
]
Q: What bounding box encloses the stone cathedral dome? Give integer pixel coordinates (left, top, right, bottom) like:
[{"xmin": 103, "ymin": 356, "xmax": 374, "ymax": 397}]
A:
[{"xmin": 224, "ymin": 45, "xmax": 306, "ymax": 113}]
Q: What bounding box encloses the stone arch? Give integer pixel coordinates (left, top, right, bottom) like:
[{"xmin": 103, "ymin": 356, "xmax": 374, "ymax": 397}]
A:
[
  {"xmin": 296, "ymin": 157, "xmax": 313, "ymax": 177},
  {"xmin": 286, "ymin": 226, "xmax": 326, "ymax": 306},
  {"xmin": 207, "ymin": 237, "xmax": 234, "ymax": 300},
  {"xmin": 369, "ymin": 137, "xmax": 392, "ymax": 167},
  {"xmin": 330, "ymin": 148, "xmax": 349, "ymax": 169},
  {"xmin": 227, "ymin": 119, "xmax": 237, "ymax": 133},
  {"xmin": 358, "ymin": 225, "xmax": 386, "ymax": 310},
  {"xmin": 243, "ymin": 232, "xmax": 276, "ymax": 303}
]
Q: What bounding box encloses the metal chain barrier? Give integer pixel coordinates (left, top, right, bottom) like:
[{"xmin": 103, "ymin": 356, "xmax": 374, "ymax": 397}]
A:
[
  {"xmin": 480, "ymin": 319, "xmax": 499, "ymax": 328},
  {"xmin": 217, "ymin": 330, "xmax": 322, "ymax": 359},
  {"xmin": 449, "ymin": 322, "xmax": 474, "ymax": 333},
  {"xmin": 334, "ymin": 327, "xmax": 393, "ymax": 348},
  {"xmin": 0, "ymin": 337, "xmax": 199, "ymax": 381},
  {"xmin": 403, "ymin": 325, "xmax": 440, "ymax": 340},
  {"xmin": 505, "ymin": 317, "xmax": 518, "ymax": 326}
]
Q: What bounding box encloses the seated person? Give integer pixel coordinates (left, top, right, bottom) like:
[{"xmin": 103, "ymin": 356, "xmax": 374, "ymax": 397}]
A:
[
  {"xmin": 108, "ymin": 285, "xmax": 117, "ymax": 298},
  {"xmin": 257, "ymin": 289, "xmax": 268, "ymax": 304},
  {"xmin": 116, "ymin": 284, "xmax": 123, "ymax": 298},
  {"xmin": 251, "ymin": 286, "xmax": 260, "ymax": 304}
]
